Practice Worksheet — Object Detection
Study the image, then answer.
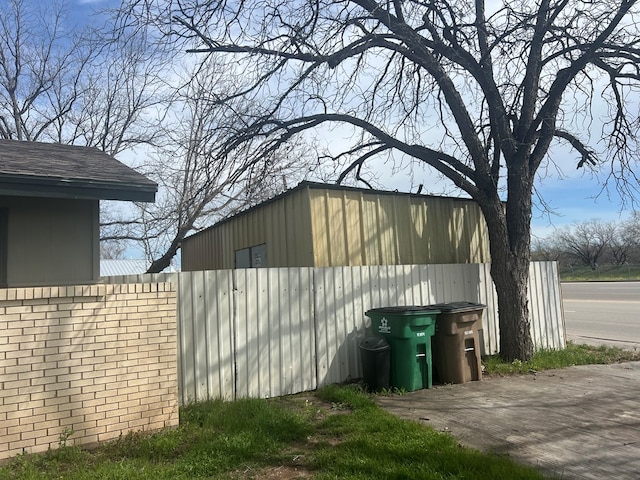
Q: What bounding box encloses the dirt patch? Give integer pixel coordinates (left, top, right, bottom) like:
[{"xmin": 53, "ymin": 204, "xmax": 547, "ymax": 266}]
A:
[{"xmin": 237, "ymin": 462, "xmax": 313, "ymax": 479}]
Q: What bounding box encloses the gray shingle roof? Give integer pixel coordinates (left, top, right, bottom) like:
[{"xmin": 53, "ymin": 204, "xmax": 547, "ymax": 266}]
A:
[{"xmin": 0, "ymin": 140, "xmax": 157, "ymax": 202}]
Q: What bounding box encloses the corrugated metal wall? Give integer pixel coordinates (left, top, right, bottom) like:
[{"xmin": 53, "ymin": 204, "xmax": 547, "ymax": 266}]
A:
[
  {"xmin": 181, "ymin": 187, "xmax": 314, "ymax": 270},
  {"xmin": 181, "ymin": 183, "xmax": 491, "ymax": 271},
  {"xmin": 234, "ymin": 267, "xmax": 316, "ymax": 398},
  {"xmin": 106, "ymin": 262, "xmax": 564, "ymax": 403},
  {"xmin": 308, "ymin": 188, "xmax": 490, "ymax": 267}
]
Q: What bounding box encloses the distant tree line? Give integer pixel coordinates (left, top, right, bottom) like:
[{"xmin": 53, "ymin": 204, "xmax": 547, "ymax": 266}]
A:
[{"xmin": 532, "ymin": 213, "xmax": 640, "ymax": 269}]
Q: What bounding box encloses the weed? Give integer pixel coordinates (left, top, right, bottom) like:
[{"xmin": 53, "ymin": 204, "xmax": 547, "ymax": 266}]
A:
[{"xmin": 58, "ymin": 427, "xmax": 74, "ymax": 449}]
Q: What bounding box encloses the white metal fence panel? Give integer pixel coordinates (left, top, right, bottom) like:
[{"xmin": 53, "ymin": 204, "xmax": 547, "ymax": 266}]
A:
[
  {"xmin": 528, "ymin": 262, "xmax": 566, "ymax": 350},
  {"xmin": 102, "ymin": 261, "xmax": 564, "ymax": 401},
  {"xmin": 234, "ymin": 268, "xmax": 316, "ymax": 398},
  {"xmin": 177, "ymin": 270, "xmax": 235, "ymax": 403}
]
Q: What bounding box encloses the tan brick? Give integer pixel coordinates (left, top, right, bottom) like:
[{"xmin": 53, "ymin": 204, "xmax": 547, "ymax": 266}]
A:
[
  {"xmin": 83, "ymin": 410, "xmax": 106, "ymax": 422},
  {"xmin": 57, "ymin": 400, "xmax": 83, "ymax": 412},
  {"xmin": 95, "ymin": 402, "xmax": 119, "ymax": 414},
  {"xmin": 80, "ymin": 356, "xmax": 106, "ymax": 366},
  {"xmin": 34, "ymin": 404, "xmax": 64, "ymax": 417},
  {"xmin": 9, "ymin": 438, "xmax": 36, "ymax": 450},
  {"xmin": 44, "ymin": 367, "xmax": 70, "ymax": 377},
  {"xmin": 126, "ymin": 299, "xmax": 149, "ymax": 307},
  {"xmin": 5, "ymin": 347, "xmax": 35, "ymax": 359},
  {"xmin": 32, "ymin": 304, "xmax": 58, "ymax": 313},
  {"xmin": 93, "ymin": 375, "xmax": 118, "ymax": 386},
  {"xmin": 8, "ymin": 422, "xmax": 33, "ymax": 435},
  {"xmin": 82, "ymin": 342, "xmax": 106, "ymax": 351},
  {"xmin": 2, "ymin": 432, "xmax": 21, "ymax": 444},
  {"xmin": 93, "ymin": 389, "xmax": 113, "ymax": 399},
  {"xmin": 34, "ymin": 327, "xmax": 60, "ymax": 348},
  {"xmin": 44, "ymin": 338, "xmax": 71, "ymax": 348},
  {"xmin": 54, "ymin": 387, "xmax": 82, "ymax": 397},
  {"xmin": 34, "ymin": 418, "xmax": 62, "ymax": 431},
  {"xmin": 81, "ymin": 397, "xmax": 106, "ymax": 409},
  {"xmin": 80, "ymin": 384, "xmax": 105, "ymax": 395},
  {"xmin": 2, "ymin": 416, "xmax": 19, "ymax": 428},
  {"xmin": 98, "ymin": 430, "xmax": 122, "ymax": 442},
  {"xmin": 5, "ymin": 305, "xmax": 34, "ymax": 315},
  {"xmin": 104, "ymin": 421, "xmax": 129, "ymax": 433},
  {"xmin": 41, "ymin": 407, "xmax": 67, "ymax": 419},
  {"xmin": 9, "ymin": 329, "xmax": 36, "ymax": 344},
  {"xmin": 47, "ymin": 324, "xmax": 73, "ymax": 334},
  {"xmin": 81, "ymin": 369, "xmax": 106, "ymax": 380},
  {"xmin": 19, "ymin": 407, "xmax": 45, "ymax": 422},
  {"xmin": 69, "ymin": 350, "xmax": 95, "ymax": 360},
  {"xmin": 44, "ymin": 396, "xmax": 70, "ymax": 407},
  {"xmin": 56, "ymin": 358, "xmax": 82, "ymax": 368}
]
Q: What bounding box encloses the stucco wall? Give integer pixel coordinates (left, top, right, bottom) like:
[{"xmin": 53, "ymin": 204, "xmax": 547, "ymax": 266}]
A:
[
  {"xmin": 0, "ymin": 196, "xmax": 99, "ymax": 287},
  {"xmin": 0, "ymin": 282, "xmax": 178, "ymax": 461}
]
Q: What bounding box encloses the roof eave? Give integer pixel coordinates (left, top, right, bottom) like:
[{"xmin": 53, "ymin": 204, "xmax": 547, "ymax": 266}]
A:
[{"xmin": 0, "ymin": 176, "xmax": 157, "ymax": 202}]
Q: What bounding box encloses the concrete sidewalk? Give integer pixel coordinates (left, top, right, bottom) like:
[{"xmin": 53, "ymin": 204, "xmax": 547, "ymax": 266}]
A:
[{"xmin": 376, "ymin": 362, "xmax": 640, "ymax": 479}]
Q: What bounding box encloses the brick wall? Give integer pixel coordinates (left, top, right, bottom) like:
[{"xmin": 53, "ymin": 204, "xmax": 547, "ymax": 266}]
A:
[{"xmin": 0, "ymin": 283, "xmax": 178, "ymax": 461}]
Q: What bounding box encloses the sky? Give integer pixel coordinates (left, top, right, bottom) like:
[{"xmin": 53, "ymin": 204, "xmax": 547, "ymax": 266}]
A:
[
  {"xmin": 323, "ymin": 122, "xmax": 637, "ymax": 241},
  {"xmin": 67, "ymin": 0, "xmax": 637, "ymax": 245}
]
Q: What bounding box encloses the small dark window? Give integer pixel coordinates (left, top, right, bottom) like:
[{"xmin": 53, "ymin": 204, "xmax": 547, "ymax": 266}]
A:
[
  {"xmin": 235, "ymin": 243, "xmax": 267, "ymax": 268},
  {"xmin": 0, "ymin": 208, "xmax": 7, "ymax": 287}
]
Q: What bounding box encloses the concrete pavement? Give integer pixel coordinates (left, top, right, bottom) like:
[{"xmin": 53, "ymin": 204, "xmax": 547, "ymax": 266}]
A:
[{"xmin": 376, "ymin": 362, "xmax": 640, "ymax": 479}]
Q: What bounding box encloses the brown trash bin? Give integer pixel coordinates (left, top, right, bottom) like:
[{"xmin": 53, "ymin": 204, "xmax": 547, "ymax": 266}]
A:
[{"xmin": 430, "ymin": 302, "xmax": 485, "ymax": 384}]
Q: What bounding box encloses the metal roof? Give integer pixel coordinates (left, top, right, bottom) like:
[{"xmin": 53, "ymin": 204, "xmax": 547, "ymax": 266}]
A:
[
  {"xmin": 0, "ymin": 140, "xmax": 157, "ymax": 202},
  {"xmin": 100, "ymin": 259, "xmax": 180, "ymax": 276},
  {"xmin": 184, "ymin": 180, "xmax": 476, "ymax": 242}
]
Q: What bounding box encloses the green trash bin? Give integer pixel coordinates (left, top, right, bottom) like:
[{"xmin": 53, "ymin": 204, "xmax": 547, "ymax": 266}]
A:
[{"xmin": 365, "ymin": 306, "xmax": 441, "ymax": 391}]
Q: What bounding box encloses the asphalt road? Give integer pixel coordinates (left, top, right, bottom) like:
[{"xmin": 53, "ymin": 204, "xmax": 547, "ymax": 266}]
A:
[{"xmin": 561, "ymin": 281, "xmax": 640, "ymax": 349}]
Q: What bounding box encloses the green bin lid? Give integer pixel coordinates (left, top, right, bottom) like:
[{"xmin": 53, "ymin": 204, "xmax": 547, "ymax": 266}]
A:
[
  {"xmin": 366, "ymin": 306, "xmax": 441, "ymax": 315},
  {"xmin": 425, "ymin": 301, "xmax": 486, "ymax": 313}
]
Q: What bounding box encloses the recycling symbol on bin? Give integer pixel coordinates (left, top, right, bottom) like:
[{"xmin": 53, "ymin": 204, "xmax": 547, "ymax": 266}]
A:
[{"xmin": 378, "ymin": 317, "xmax": 391, "ymax": 334}]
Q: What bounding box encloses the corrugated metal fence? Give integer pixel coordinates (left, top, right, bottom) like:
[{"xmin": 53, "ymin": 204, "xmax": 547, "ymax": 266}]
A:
[{"xmin": 105, "ymin": 262, "xmax": 565, "ymax": 404}]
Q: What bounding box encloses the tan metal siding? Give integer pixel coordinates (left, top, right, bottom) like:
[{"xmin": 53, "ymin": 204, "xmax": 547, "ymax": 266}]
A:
[
  {"xmin": 182, "ymin": 184, "xmax": 491, "ymax": 270},
  {"xmin": 307, "ymin": 188, "xmax": 490, "ymax": 267},
  {"xmin": 181, "ymin": 187, "xmax": 314, "ymax": 270}
]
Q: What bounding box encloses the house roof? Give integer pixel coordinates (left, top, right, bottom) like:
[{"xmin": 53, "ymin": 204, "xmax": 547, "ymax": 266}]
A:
[{"xmin": 0, "ymin": 140, "xmax": 157, "ymax": 202}]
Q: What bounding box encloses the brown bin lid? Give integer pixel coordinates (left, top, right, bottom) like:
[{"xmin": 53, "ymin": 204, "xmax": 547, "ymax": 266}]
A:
[{"xmin": 426, "ymin": 302, "xmax": 486, "ymax": 313}]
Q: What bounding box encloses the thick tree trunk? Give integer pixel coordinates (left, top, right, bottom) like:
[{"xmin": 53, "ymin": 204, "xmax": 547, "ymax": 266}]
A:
[{"xmin": 478, "ymin": 172, "xmax": 535, "ymax": 361}]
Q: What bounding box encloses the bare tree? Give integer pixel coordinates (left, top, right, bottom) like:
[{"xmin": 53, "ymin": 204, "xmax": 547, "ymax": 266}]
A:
[
  {"xmin": 531, "ymin": 236, "xmax": 565, "ymax": 263},
  {"xmin": 58, "ymin": 24, "xmax": 171, "ymax": 156},
  {"xmin": 114, "ymin": 0, "xmax": 640, "ymax": 360},
  {"xmin": 106, "ymin": 61, "xmax": 317, "ymax": 273},
  {"xmin": 618, "ymin": 212, "xmax": 640, "ymax": 264},
  {"xmin": 558, "ymin": 220, "xmax": 615, "ymax": 268},
  {"xmin": 0, "ymin": 0, "xmax": 95, "ymax": 141}
]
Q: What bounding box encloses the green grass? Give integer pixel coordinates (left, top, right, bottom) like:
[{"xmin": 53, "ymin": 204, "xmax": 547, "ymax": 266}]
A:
[
  {"xmin": 483, "ymin": 341, "xmax": 640, "ymax": 375},
  {"xmin": 559, "ymin": 264, "xmax": 640, "ymax": 281},
  {"xmin": 0, "ymin": 387, "xmax": 545, "ymax": 480},
  {"xmin": 5, "ymin": 344, "xmax": 636, "ymax": 479}
]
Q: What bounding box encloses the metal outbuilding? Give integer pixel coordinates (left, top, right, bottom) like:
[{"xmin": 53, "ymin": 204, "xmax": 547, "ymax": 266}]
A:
[{"xmin": 181, "ymin": 181, "xmax": 490, "ymax": 271}]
